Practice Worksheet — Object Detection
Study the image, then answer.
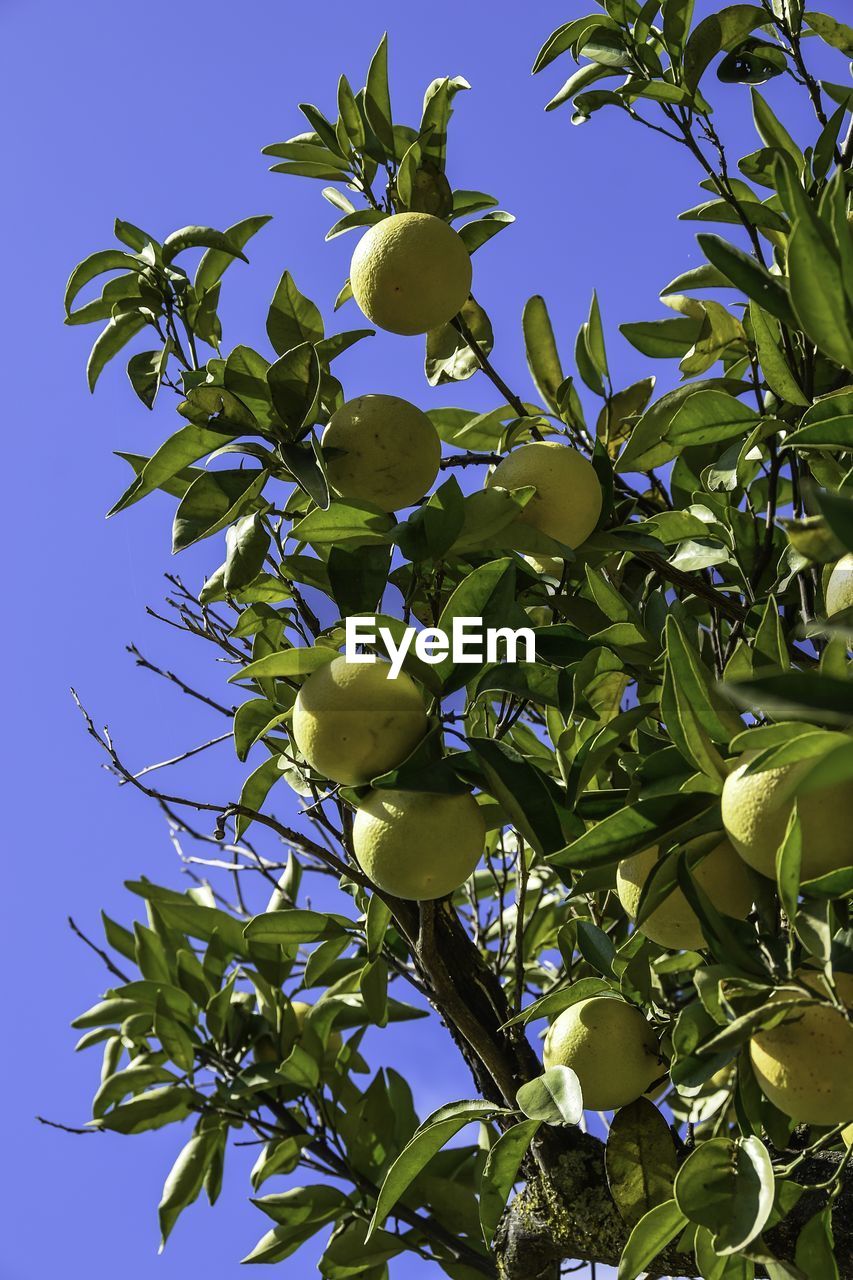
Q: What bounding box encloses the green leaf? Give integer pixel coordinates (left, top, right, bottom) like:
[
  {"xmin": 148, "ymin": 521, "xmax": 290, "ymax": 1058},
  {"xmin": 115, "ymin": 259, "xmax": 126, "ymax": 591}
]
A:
[
  {"xmin": 319, "ymin": 1220, "xmax": 403, "ymax": 1277},
  {"xmin": 776, "ymin": 803, "xmax": 802, "ymax": 921},
  {"xmin": 87, "ymin": 312, "xmax": 146, "ymax": 391},
  {"xmin": 158, "ymin": 1131, "xmax": 218, "ymax": 1249},
  {"xmin": 291, "ymin": 499, "xmax": 394, "ymax": 548},
  {"xmin": 95, "ymin": 1086, "xmax": 194, "ymax": 1135},
  {"xmin": 179, "ymin": 382, "xmax": 258, "ymax": 431},
  {"xmin": 435, "ymin": 558, "xmax": 518, "ymax": 690},
  {"xmin": 479, "ymin": 1119, "xmax": 541, "ymax": 1247},
  {"xmin": 230, "ymin": 645, "xmax": 335, "ymax": 684},
  {"xmin": 501, "ymin": 977, "xmax": 614, "ymax": 1030},
  {"xmin": 253, "ymin": 1184, "xmax": 349, "ymax": 1229},
  {"xmin": 266, "ymin": 272, "xmax": 324, "ymax": 357},
  {"xmin": 224, "ymin": 512, "xmax": 270, "ymax": 592},
  {"xmin": 533, "ymin": 17, "xmax": 613, "ymax": 73},
  {"xmin": 244, "ymin": 909, "xmax": 351, "ymax": 945},
  {"xmin": 683, "ymin": 6, "xmax": 769, "ymax": 92},
  {"xmin": 620, "ymin": 316, "xmax": 704, "ymax": 359},
  {"xmin": 787, "ymin": 214, "xmax": 853, "ymax": 370},
  {"xmin": 267, "ymin": 342, "xmax": 321, "ymax": 432},
  {"xmin": 367, "ymin": 1100, "xmax": 510, "ymax": 1240},
  {"xmin": 605, "ymin": 1098, "xmax": 678, "ymax": 1229},
  {"xmin": 233, "ymin": 698, "xmax": 287, "ymax": 761},
  {"xmin": 393, "ymin": 476, "xmax": 465, "ymax": 563},
  {"xmin": 665, "ymin": 617, "xmax": 743, "ymax": 743},
  {"xmin": 235, "ymin": 753, "xmax": 284, "ymax": 838},
  {"xmin": 337, "ymin": 74, "xmax": 365, "ymax": 150},
  {"xmin": 785, "ymin": 389, "xmax": 853, "ymax": 451},
  {"xmin": 662, "ymin": 0, "xmax": 696, "ymax": 55},
  {"xmin": 751, "ymin": 89, "xmax": 804, "ymax": 167},
  {"xmin": 516, "ymin": 1066, "xmax": 583, "ymax": 1125},
  {"xmin": 697, "ymin": 233, "xmax": 797, "ymax": 327},
  {"xmin": 325, "ymin": 208, "xmax": 386, "ymax": 240},
  {"xmin": 328, "ymin": 544, "xmax": 390, "ymax": 614},
  {"xmin": 674, "ymin": 1135, "xmax": 774, "ymax": 1253},
  {"xmin": 65, "ymin": 248, "xmax": 139, "ymax": 318},
  {"xmin": 242, "ymin": 1223, "xmax": 325, "ymax": 1265},
  {"xmin": 521, "ymin": 296, "xmax": 563, "ymax": 413},
  {"xmin": 748, "ymin": 301, "xmax": 808, "ymax": 405},
  {"xmin": 550, "ymin": 793, "xmax": 715, "ymax": 870},
  {"xmin": 617, "ymin": 1199, "xmax": 689, "ymax": 1280},
  {"xmin": 458, "ymin": 210, "xmax": 515, "ymax": 254},
  {"xmin": 795, "ymin": 1207, "xmax": 839, "ymax": 1280},
  {"xmin": 127, "ymin": 346, "xmax": 170, "ymax": 410},
  {"xmin": 722, "ymin": 672, "xmax": 853, "ymax": 725},
  {"xmin": 109, "ymin": 424, "xmax": 238, "ymax": 516},
  {"xmin": 163, "ymin": 226, "xmax": 249, "ymax": 265},
  {"xmin": 419, "ymin": 74, "xmax": 470, "ymax": 172},
  {"xmin": 365, "ymin": 33, "xmax": 395, "ymax": 156},
  {"xmin": 250, "ymin": 1138, "xmax": 307, "ymax": 1191},
  {"xmin": 666, "ymin": 388, "xmax": 759, "ymax": 447},
  {"xmin": 803, "ymin": 10, "xmax": 853, "ymax": 56},
  {"xmin": 172, "ymin": 468, "xmax": 268, "ymax": 552},
  {"xmin": 223, "ymin": 346, "xmax": 275, "ymax": 425},
  {"xmin": 92, "ymin": 1063, "xmax": 178, "ymax": 1118},
  {"xmin": 425, "ymin": 298, "xmax": 492, "ymax": 385},
  {"xmin": 279, "ymin": 437, "xmax": 331, "ymax": 509},
  {"xmin": 194, "ymin": 215, "xmax": 271, "ymax": 295},
  {"xmin": 466, "ymin": 736, "xmax": 568, "ymax": 857}
]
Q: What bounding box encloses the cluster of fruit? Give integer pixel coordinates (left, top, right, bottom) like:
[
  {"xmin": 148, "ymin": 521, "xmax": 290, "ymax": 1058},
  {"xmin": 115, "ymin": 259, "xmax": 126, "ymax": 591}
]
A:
[
  {"xmin": 325, "ymin": 210, "xmax": 603, "ymax": 541},
  {"xmin": 299, "ymin": 211, "xmax": 601, "ymax": 893},
  {"xmin": 291, "ymin": 210, "xmax": 853, "ymax": 1128}
]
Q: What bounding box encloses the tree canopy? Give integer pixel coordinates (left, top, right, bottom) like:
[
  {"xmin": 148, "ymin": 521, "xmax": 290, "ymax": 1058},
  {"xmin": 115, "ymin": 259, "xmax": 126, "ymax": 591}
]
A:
[{"xmin": 63, "ymin": 3, "xmax": 853, "ymax": 1277}]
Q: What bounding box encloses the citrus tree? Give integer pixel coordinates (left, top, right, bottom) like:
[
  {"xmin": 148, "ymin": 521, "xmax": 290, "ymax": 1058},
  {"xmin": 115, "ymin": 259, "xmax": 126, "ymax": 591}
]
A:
[{"xmin": 63, "ymin": 3, "xmax": 853, "ymax": 1277}]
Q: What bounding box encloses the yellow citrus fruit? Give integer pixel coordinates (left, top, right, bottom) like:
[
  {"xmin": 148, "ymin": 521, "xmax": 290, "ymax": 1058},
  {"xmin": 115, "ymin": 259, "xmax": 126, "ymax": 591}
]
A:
[
  {"xmin": 750, "ymin": 971, "xmax": 853, "ymax": 1124},
  {"xmin": 826, "ymin": 552, "xmax": 853, "ymax": 616},
  {"xmin": 843, "ymin": 1122, "xmax": 853, "ymax": 1147},
  {"xmin": 353, "ymin": 788, "xmax": 486, "ymax": 900},
  {"xmin": 721, "ymin": 753, "xmax": 853, "ymax": 879},
  {"xmin": 486, "ymin": 443, "xmax": 602, "ymax": 549},
  {"xmin": 543, "ymin": 997, "xmax": 661, "ymax": 1110},
  {"xmin": 350, "ymin": 212, "xmax": 472, "ymax": 335},
  {"xmin": 292, "ymin": 657, "xmax": 428, "ymax": 786},
  {"xmin": 524, "ymin": 554, "xmax": 564, "ymax": 579},
  {"xmin": 616, "ymin": 839, "xmax": 753, "ymax": 951},
  {"xmin": 322, "ymin": 394, "xmax": 441, "ymax": 512}
]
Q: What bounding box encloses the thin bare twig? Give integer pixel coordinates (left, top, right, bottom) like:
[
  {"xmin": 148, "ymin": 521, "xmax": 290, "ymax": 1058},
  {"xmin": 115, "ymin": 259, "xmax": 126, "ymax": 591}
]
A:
[{"xmin": 67, "ymin": 916, "xmax": 131, "ymax": 984}]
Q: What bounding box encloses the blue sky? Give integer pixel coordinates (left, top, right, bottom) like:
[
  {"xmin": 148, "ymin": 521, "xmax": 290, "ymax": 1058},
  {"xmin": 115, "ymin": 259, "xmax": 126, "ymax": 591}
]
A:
[{"xmin": 3, "ymin": 1, "xmax": 843, "ymax": 1277}]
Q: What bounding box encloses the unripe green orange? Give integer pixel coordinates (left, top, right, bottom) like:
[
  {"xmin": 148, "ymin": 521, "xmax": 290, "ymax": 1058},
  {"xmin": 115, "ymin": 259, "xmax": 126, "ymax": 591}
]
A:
[
  {"xmin": 322, "ymin": 394, "xmax": 441, "ymax": 512},
  {"xmin": 353, "ymin": 788, "xmax": 486, "ymax": 900},
  {"xmin": 750, "ymin": 972, "xmax": 853, "ymax": 1124},
  {"xmin": 255, "ymin": 1001, "xmax": 342, "ymax": 1066},
  {"xmin": 486, "ymin": 443, "xmax": 602, "ymax": 550},
  {"xmin": 291, "ymin": 999, "xmax": 343, "ymax": 1059},
  {"xmin": 721, "ymin": 753, "xmax": 853, "ymax": 879},
  {"xmin": 292, "ymin": 657, "xmax": 428, "ymax": 786},
  {"xmin": 616, "ymin": 839, "xmax": 753, "ymax": 951},
  {"xmin": 543, "ymin": 996, "xmax": 661, "ymax": 1110},
  {"xmin": 350, "ymin": 213, "xmax": 472, "ymax": 335},
  {"xmin": 826, "ymin": 552, "xmax": 853, "ymax": 616}
]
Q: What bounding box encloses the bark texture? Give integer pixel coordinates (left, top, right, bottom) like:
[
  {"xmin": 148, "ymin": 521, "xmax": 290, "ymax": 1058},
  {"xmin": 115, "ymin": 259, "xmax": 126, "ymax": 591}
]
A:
[
  {"xmin": 388, "ymin": 896, "xmax": 853, "ymax": 1280},
  {"xmin": 494, "ymin": 1131, "xmax": 853, "ymax": 1279}
]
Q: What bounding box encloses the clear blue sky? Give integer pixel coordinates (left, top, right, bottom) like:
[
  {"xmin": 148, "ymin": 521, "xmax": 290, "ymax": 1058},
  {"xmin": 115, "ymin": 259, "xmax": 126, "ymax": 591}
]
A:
[{"xmin": 3, "ymin": 1, "xmax": 841, "ymax": 1277}]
